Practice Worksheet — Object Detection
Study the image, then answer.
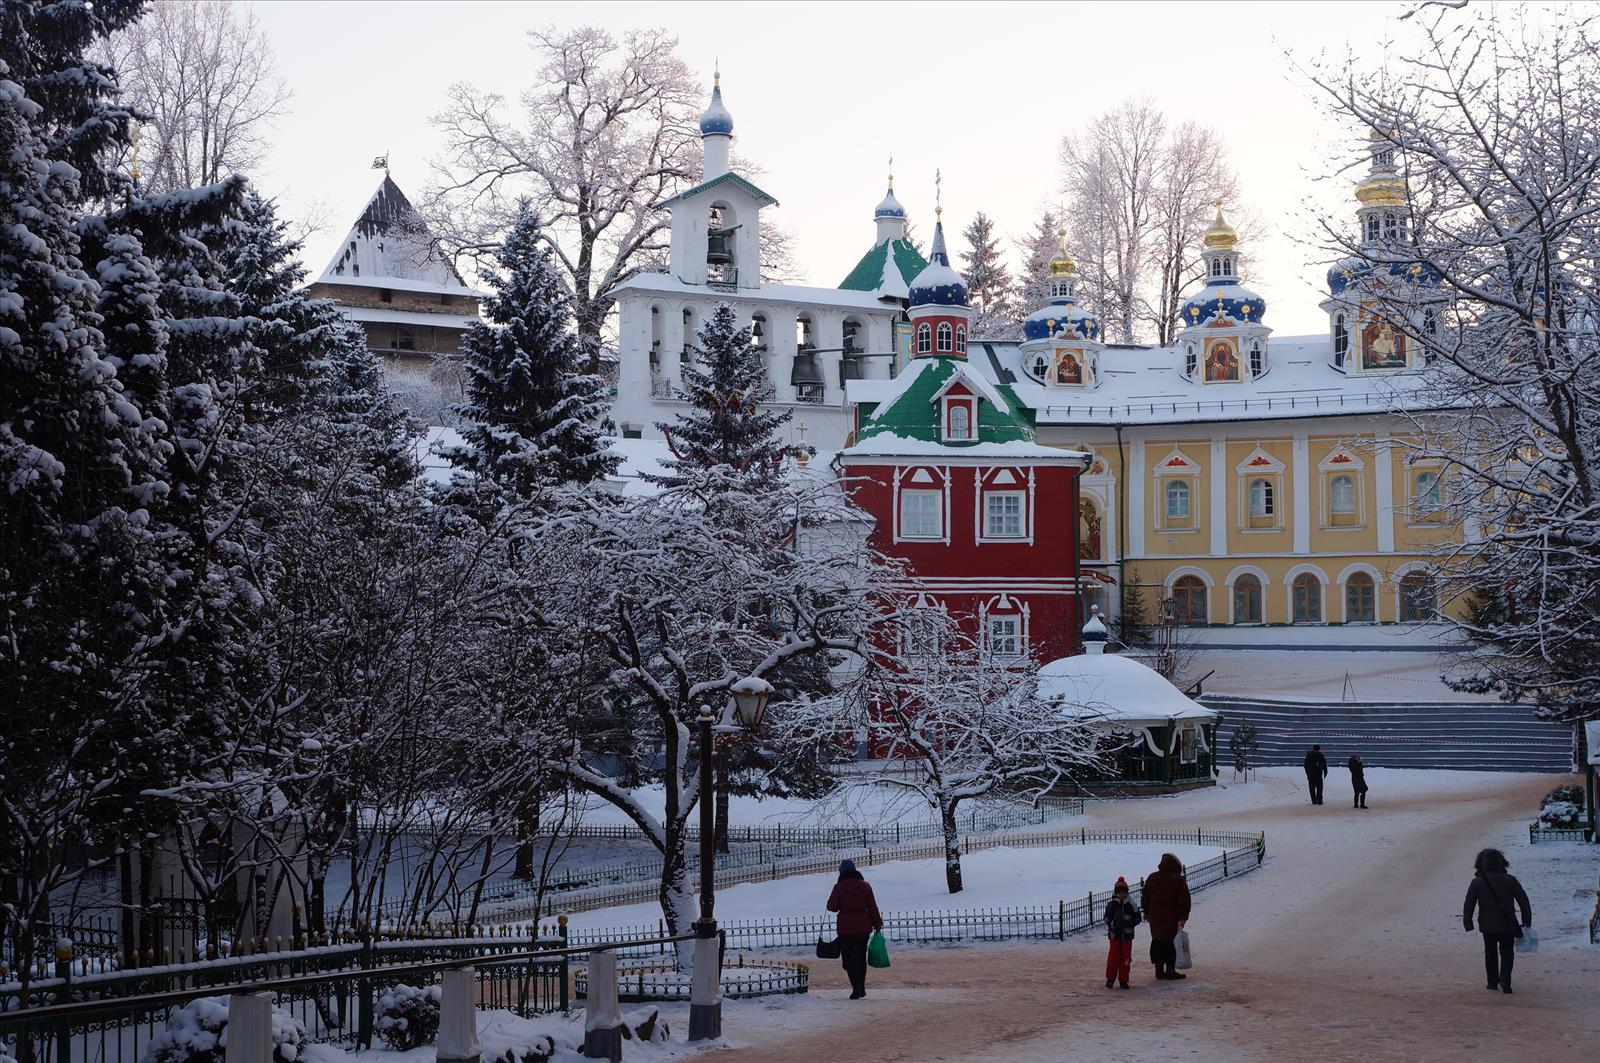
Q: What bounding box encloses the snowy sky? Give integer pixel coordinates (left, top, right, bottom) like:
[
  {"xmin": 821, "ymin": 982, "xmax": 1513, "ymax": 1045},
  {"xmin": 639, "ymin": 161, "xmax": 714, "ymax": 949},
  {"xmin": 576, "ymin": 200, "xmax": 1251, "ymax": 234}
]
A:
[{"xmin": 246, "ymin": 1, "xmax": 1431, "ymax": 338}]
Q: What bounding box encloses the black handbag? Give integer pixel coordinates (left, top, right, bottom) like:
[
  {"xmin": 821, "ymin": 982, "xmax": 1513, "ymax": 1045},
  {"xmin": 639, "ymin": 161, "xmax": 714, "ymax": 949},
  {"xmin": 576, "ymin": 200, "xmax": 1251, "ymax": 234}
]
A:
[
  {"xmin": 1482, "ymin": 876, "xmax": 1524, "ymax": 940},
  {"xmin": 815, "ymin": 935, "xmax": 842, "ymax": 959}
]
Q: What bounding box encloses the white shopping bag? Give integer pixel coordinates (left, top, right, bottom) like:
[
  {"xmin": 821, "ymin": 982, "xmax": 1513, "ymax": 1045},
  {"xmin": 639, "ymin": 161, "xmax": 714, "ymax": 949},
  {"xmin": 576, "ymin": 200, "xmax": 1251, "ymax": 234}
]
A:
[
  {"xmin": 1515, "ymin": 928, "xmax": 1539, "ymax": 954},
  {"xmin": 1174, "ymin": 929, "xmax": 1193, "ymax": 970}
]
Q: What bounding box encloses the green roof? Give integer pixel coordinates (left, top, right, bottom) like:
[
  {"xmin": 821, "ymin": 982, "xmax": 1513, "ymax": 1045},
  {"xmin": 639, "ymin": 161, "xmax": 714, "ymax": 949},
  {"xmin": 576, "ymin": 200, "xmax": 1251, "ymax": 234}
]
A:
[
  {"xmin": 839, "ymin": 238, "xmax": 927, "ymax": 293},
  {"xmin": 658, "ymin": 171, "xmax": 779, "ymax": 209},
  {"xmin": 855, "ymin": 357, "xmax": 1036, "ymax": 446}
]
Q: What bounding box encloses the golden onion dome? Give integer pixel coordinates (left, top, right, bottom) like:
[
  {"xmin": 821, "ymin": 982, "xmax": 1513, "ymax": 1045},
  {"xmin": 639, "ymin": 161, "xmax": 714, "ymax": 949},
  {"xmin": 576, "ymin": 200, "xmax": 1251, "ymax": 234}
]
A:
[
  {"xmin": 1049, "ymin": 229, "xmax": 1079, "ymax": 278},
  {"xmin": 1202, "ymin": 201, "xmax": 1238, "ymax": 252},
  {"xmin": 1355, "ymin": 174, "xmax": 1408, "ymax": 207}
]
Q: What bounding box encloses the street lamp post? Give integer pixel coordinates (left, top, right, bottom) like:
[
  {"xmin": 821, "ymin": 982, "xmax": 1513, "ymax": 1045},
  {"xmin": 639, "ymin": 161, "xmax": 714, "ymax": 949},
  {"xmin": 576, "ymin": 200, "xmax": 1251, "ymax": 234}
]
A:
[{"xmin": 688, "ymin": 676, "xmax": 773, "ymax": 1043}]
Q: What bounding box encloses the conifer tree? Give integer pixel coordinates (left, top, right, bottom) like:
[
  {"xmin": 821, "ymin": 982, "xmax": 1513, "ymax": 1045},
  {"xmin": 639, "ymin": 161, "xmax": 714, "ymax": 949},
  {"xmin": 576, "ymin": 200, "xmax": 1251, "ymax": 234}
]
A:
[
  {"xmin": 1012, "ymin": 208, "xmax": 1064, "ymax": 322},
  {"xmin": 650, "ymin": 302, "xmax": 806, "ymax": 489},
  {"xmin": 961, "ymin": 211, "xmax": 1013, "ymax": 336},
  {"xmin": 451, "ymin": 204, "xmax": 617, "ymax": 497}
]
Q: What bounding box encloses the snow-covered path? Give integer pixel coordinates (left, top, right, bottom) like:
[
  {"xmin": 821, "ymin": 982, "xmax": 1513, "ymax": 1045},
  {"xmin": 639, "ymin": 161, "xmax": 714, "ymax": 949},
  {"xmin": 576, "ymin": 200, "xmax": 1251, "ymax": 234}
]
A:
[{"xmin": 705, "ymin": 769, "xmax": 1597, "ymax": 1062}]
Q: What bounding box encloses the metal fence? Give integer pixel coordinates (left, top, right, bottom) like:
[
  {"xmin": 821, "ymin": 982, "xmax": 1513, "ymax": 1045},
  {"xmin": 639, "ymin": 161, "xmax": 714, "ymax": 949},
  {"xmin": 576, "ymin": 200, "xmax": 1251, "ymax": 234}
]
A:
[
  {"xmin": 555, "ymin": 829, "xmax": 1267, "ymax": 955},
  {"xmin": 1528, "ymin": 825, "xmax": 1593, "ymax": 843}
]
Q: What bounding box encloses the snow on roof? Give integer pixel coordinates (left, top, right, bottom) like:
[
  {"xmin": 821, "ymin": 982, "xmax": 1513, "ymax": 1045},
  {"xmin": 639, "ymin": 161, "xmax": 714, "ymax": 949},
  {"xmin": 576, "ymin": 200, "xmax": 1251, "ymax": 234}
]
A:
[
  {"xmin": 318, "ymin": 176, "xmax": 474, "ymax": 295},
  {"xmin": 314, "ymin": 274, "xmax": 488, "ymax": 299},
  {"xmin": 1038, "ymin": 652, "xmax": 1218, "ymax": 725},
  {"xmin": 928, "ymin": 359, "xmax": 1010, "ymax": 413},
  {"xmin": 979, "ymin": 337, "xmax": 1449, "ymax": 426},
  {"xmin": 610, "ymin": 271, "xmax": 900, "ymax": 313},
  {"xmin": 339, "ymin": 305, "xmax": 482, "ymax": 331},
  {"xmin": 838, "ymin": 432, "xmax": 1086, "ymax": 463}
]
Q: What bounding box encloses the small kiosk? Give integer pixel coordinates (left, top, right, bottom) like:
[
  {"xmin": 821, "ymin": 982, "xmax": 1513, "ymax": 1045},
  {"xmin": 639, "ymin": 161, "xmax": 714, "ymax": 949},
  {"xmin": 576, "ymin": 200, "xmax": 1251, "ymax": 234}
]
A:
[{"xmin": 1038, "ymin": 611, "xmax": 1219, "ymax": 792}]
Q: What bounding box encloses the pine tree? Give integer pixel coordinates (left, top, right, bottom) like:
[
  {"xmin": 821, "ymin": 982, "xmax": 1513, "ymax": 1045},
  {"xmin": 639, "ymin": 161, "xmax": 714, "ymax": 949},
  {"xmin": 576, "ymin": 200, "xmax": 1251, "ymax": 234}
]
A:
[
  {"xmin": 961, "ymin": 211, "xmax": 1013, "ymax": 336},
  {"xmin": 649, "ymin": 302, "xmax": 807, "ymax": 489},
  {"xmin": 450, "ymin": 204, "xmax": 618, "ymax": 497},
  {"xmin": 1012, "ymin": 208, "xmax": 1064, "ymax": 323}
]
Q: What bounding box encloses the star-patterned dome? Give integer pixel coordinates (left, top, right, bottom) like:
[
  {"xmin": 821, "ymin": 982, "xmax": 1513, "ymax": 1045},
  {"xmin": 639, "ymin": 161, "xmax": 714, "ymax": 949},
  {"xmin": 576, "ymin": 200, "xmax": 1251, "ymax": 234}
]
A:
[
  {"xmin": 908, "ymin": 218, "xmax": 968, "ymax": 307},
  {"xmin": 1023, "ymin": 301, "xmax": 1101, "ymax": 342},
  {"xmin": 1326, "ymin": 257, "xmax": 1443, "ymax": 296},
  {"xmin": 1180, "ymin": 283, "xmax": 1267, "ymax": 327},
  {"xmin": 699, "ymin": 75, "xmax": 733, "ymax": 136}
]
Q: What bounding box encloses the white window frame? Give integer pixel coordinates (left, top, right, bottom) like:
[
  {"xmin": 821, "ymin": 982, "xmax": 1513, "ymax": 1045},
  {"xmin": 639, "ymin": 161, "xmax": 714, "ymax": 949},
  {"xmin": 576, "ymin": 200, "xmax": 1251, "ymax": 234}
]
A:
[
  {"xmin": 916, "ymin": 323, "xmax": 931, "ymax": 354},
  {"xmin": 1247, "ymin": 478, "xmax": 1274, "ymax": 518},
  {"xmin": 983, "ymin": 490, "xmax": 1026, "ymax": 539},
  {"xmin": 942, "ymin": 398, "xmax": 973, "ymax": 442},
  {"xmin": 1330, "ymin": 475, "xmax": 1356, "ymax": 516},
  {"xmin": 955, "ymin": 325, "xmax": 966, "ymax": 354},
  {"xmin": 936, "ymin": 322, "xmax": 953, "ymax": 352},
  {"xmin": 898, "ymin": 488, "xmax": 943, "ymax": 540},
  {"xmin": 987, "ymin": 614, "xmax": 1021, "ymax": 659},
  {"xmin": 1166, "ymin": 479, "xmax": 1191, "ymax": 520}
]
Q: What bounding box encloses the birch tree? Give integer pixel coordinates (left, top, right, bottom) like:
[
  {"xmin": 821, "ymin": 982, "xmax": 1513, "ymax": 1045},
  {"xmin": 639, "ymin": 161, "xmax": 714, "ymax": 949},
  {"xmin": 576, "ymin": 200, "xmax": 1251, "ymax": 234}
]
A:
[{"xmin": 1304, "ymin": 5, "xmax": 1600, "ymax": 725}]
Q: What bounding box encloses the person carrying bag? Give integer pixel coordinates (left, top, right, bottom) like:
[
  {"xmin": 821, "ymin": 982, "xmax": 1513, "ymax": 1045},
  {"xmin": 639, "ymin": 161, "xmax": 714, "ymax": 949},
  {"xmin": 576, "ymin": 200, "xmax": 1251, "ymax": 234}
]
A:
[
  {"xmin": 1463, "ymin": 847, "xmax": 1532, "ymax": 994},
  {"xmin": 826, "ymin": 859, "xmax": 883, "ymax": 999}
]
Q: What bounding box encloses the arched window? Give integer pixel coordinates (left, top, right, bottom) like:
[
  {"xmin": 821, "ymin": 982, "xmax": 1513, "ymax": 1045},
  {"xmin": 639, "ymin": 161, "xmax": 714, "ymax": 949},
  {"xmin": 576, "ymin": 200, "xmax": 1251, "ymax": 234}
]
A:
[
  {"xmin": 936, "ymin": 323, "xmax": 953, "ymax": 352},
  {"xmin": 955, "ymin": 325, "xmax": 966, "ymax": 354},
  {"xmin": 1232, "ymin": 574, "xmax": 1263, "ymax": 624},
  {"xmin": 1165, "ymin": 480, "xmax": 1191, "ymax": 521},
  {"xmin": 1414, "ymin": 470, "xmax": 1442, "ymax": 510},
  {"xmin": 1172, "ymin": 576, "xmax": 1208, "ymax": 625},
  {"xmin": 1185, "ymin": 345, "xmax": 1198, "ymax": 377},
  {"xmin": 1249, "ymin": 342, "xmax": 1264, "ymax": 377},
  {"xmin": 1248, "ymin": 478, "xmax": 1274, "ymax": 518},
  {"xmin": 1210, "ymin": 258, "xmax": 1222, "ymax": 278},
  {"xmin": 1364, "ymin": 215, "xmax": 1381, "ymax": 242},
  {"xmin": 1400, "ymin": 573, "xmax": 1437, "ymax": 621},
  {"xmin": 1205, "ymin": 341, "xmax": 1239, "ymax": 382},
  {"xmin": 1345, "ymin": 571, "xmax": 1375, "ymax": 622},
  {"xmin": 1423, "ymin": 307, "xmax": 1439, "ymax": 336},
  {"xmin": 1029, "ymin": 352, "xmax": 1049, "ymax": 380},
  {"xmin": 916, "ymin": 323, "xmax": 932, "ymax": 354},
  {"xmin": 1330, "ymin": 475, "xmax": 1356, "ymax": 521},
  {"xmin": 946, "ymin": 403, "xmax": 971, "ymax": 440},
  {"xmin": 1078, "ymin": 498, "xmax": 1102, "ymax": 561},
  {"xmin": 1292, "ymin": 573, "xmax": 1322, "ymax": 624},
  {"xmin": 1333, "ymin": 315, "xmax": 1349, "ymax": 366}
]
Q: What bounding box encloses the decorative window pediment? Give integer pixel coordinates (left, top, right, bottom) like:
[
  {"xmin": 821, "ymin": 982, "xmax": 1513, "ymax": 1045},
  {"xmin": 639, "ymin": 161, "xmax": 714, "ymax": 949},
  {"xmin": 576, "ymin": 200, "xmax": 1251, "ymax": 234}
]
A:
[
  {"xmin": 1317, "ymin": 448, "xmax": 1366, "ymax": 472},
  {"xmin": 1234, "ymin": 445, "xmax": 1285, "ymax": 475},
  {"xmin": 1157, "ymin": 448, "xmax": 1201, "ymax": 473}
]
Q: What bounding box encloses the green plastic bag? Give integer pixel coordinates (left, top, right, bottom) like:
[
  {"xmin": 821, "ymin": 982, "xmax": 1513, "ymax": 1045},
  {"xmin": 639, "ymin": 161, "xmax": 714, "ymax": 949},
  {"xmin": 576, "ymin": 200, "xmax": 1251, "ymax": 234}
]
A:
[{"xmin": 867, "ymin": 930, "xmax": 890, "ymax": 969}]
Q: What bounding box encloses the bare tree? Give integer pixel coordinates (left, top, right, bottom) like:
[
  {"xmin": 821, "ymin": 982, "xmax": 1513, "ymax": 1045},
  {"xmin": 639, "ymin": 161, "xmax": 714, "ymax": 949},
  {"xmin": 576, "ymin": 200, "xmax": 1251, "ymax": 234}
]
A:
[
  {"xmin": 102, "ymin": 1, "xmax": 289, "ymax": 193},
  {"xmin": 429, "ymin": 26, "xmax": 700, "ymax": 372},
  {"xmin": 1058, "ymin": 100, "xmax": 1241, "ymax": 344},
  {"xmin": 1302, "ymin": 5, "xmax": 1600, "ymax": 725}
]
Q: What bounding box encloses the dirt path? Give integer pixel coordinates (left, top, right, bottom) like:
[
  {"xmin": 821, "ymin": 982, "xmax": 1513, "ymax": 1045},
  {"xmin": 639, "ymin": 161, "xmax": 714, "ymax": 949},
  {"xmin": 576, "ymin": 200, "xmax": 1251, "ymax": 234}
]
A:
[{"xmin": 708, "ymin": 771, "xmax": 1597, "ymax": 1062}]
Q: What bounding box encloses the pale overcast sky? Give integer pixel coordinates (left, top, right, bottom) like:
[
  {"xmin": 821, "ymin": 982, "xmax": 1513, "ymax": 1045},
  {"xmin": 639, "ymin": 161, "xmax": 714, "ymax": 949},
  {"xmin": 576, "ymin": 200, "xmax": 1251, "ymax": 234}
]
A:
[{"xmin": 245, "ymin": 0, "xmax": 1424, "ymax": 338}]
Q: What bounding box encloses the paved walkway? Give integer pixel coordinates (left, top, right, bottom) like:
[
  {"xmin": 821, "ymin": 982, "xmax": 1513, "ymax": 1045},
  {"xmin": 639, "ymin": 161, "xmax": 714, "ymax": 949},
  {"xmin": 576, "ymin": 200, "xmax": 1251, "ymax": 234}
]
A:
[{"xmin": 710, "ymin": 770, "xmax": 1597, "ymax": 1062}]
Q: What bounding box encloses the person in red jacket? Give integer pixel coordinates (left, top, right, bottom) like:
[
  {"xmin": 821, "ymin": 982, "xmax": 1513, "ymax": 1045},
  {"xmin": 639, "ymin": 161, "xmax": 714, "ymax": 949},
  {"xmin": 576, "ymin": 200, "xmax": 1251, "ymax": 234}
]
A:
[
  {"xmin": 826, "ymin": 859, "xmax": 883, "ymax": 999},
  {"xmin": 1141, "ymin": 853, "xmax": 1192, "ymax": 981},
  {"xmin": 1103, "ymin": 877, "xmax": 1140, "ymax": 989}
]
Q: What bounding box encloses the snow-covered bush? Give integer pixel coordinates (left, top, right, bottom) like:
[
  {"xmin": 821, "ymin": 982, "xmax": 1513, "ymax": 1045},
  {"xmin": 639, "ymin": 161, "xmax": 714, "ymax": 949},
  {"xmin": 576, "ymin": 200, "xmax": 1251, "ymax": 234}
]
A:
[
  {"xmin": 1537, "ymin": 785, "xmax": 1584, "ymax": 829},
  {"xmin": 374, "ymin": 984, "xmax": 441, "ymax": 1051},
  {"xmin": 486, "ymin": 1036, "xmax": 557, "ymax": 1063},
  {"xmin": 140, "ymin": 997, "xmax": 306, "ymax": 1063}
]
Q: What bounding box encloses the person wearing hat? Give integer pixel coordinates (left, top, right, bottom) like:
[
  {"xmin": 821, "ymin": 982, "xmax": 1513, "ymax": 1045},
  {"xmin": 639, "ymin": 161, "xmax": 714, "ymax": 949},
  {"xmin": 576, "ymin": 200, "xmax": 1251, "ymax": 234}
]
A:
[
  {"xmin": 1103, "ymin": 877, "xmax": 1140, "ymax": 989},
  {"xmin": 1142, "ymin": 853, "xmax": 1192, "ymax": 980},
  {"xmin": 826, "ymin": 858, "xmax": 883, "ymax": 999}
]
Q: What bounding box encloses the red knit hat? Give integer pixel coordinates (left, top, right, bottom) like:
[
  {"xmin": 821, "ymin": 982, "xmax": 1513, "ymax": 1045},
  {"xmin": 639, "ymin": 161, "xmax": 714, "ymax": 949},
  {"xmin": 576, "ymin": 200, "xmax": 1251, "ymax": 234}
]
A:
[{"xmin": 1114, "ymin": 876, "xmax": 1129, "ymax": 892}]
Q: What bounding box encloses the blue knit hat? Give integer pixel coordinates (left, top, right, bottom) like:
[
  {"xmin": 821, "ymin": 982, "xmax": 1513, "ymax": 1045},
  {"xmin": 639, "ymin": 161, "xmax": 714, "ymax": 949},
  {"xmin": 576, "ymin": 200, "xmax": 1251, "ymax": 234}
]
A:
[{"xmin": 839, "ymin": 859, "xmax": 857, "ymax": 874}]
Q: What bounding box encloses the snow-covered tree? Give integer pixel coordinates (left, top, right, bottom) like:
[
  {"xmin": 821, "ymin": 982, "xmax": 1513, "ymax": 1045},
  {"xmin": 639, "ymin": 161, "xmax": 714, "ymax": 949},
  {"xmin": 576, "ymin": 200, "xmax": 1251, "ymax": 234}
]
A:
[
  {"xmin": 449, "ymin": 204, "xmax": 618, "ymax": 497},
  {"xmin": 100, "ymin": 0, "xmax": 290, "ymax": 193},
  {"xmin": 429, "ymin": 26, "xmax": 699, "ymax": 372},
  {"xmin": 1011, "ymin": 208, "xmax": 1064, "ymax": 322},
  {"xmin": 1303, "ymin": 6, "xmax": 1600, "ymax": 725},
  {"xmin": 960, "ymin": 212, "xmax": 1013, "ymax": 338},
  {"xmin": 650, "ymin": 303, "xmax": 807, "ymax": 492},
  {"xmin": 780, "ymin": 604, "xmax": 1107, "ymax": 895}
]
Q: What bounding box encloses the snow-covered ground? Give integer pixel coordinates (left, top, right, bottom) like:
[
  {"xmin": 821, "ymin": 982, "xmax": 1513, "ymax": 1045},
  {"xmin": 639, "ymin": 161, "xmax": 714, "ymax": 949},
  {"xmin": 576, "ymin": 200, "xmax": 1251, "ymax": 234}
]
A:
[
  {"xmin": 562, "ymin": 843, "xmax": 1221, "ymax": 933},
  {"xmin": 569, "ymin": 782, "xmax": 1025, "ymax": 830}
]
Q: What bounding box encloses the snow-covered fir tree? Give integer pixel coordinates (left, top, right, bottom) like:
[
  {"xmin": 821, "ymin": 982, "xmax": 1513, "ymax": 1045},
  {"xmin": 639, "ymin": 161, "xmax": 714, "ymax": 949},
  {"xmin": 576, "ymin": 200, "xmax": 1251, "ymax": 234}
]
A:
[
  {"xmin": 1012, "ymin": 209, "xmax": 1064, "ymax": 328},
  {"xmin": 450, "ymin": 204, "xmax": 618, "ymax": 497},
  {"xmin": 651, "ymin": 302, "xmax": 807, "ymax": 490},
  {"xmin": 961, "ymin": 211, "xmax": 1014, "ymax": 338}
]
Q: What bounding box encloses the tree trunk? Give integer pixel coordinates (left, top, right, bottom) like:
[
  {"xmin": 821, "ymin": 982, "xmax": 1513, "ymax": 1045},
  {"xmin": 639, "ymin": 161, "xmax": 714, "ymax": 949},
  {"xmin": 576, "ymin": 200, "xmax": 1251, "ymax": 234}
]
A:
[
  {"xmin": 118, "ymin": 848, "xmax": 137, "ymax": 968},
  {"xmin": 941, "ymin": 802, "xmax": 964, "ymax": 895},
  {"xmin": 659, "ymin": 819, "xmax": 698, "ymax": 972},
  {"xmin": 512, "ymin": 792, "xmax": 541, "ymax": 880},
  {"xmin": 714, "ymin": 751, "xmax": 731, "ymax": 855}
]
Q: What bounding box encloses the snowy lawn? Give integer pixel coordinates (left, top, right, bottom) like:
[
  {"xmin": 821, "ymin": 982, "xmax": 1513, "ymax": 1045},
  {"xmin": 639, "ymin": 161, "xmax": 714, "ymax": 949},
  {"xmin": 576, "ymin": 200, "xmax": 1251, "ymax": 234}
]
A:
[
  {"xmin": 571, "ymin": 782, "xmax": 1033, "ymax": 830},
  {"xmin": 561, "ymin": 842, "xmax": 1221, "ymax": 932}
]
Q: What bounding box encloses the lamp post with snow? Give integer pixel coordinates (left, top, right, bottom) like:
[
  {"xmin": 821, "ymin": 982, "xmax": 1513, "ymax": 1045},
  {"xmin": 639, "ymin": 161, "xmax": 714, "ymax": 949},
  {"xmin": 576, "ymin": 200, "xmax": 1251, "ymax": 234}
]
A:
[{"xmin": 688, "ymin": 675, "xmax": 774, "ymax": 1042}]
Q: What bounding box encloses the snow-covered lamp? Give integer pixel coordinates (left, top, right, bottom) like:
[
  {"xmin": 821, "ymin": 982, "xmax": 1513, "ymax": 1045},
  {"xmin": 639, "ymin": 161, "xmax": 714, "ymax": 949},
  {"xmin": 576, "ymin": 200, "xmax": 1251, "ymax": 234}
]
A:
[{"xmin": 730, "ymin": 675, "xmax": 774, "ymax": 730}]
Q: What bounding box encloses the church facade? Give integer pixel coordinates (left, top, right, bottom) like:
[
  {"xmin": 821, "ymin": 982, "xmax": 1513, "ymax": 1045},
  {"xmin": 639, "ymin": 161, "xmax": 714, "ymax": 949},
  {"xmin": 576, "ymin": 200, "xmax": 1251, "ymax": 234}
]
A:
[{"xmin": 605, "ymin": 80, "xmax": 1463, "ymax": 646}]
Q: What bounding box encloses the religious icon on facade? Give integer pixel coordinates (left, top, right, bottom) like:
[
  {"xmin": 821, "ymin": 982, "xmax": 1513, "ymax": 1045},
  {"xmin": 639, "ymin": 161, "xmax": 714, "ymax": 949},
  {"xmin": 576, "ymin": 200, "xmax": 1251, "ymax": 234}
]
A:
[
  {"xmin": 1205, "ymin": 340, "xmax": 1239, "ymax": 381},
  {"xmin": 1361, "ymin": 319, "xmax": 1407, "ymax": 370},
  {"xmin": 1055, "ymin": 348, "xmax": 1084, "ymax": 385},
  {"xmin": 1079, "ymin": 499, "xmax": 1102, "ymax": 560}
]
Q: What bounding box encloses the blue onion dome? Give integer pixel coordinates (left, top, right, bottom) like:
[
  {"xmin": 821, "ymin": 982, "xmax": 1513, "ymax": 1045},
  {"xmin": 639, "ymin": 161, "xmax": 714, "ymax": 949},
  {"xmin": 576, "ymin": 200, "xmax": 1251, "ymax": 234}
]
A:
[
  {"xmin": 1328, "ymin": 256, "xmax": 1442, "ymax": 295},
  {"xmin": 1023, "ymin": 302, "xmax": 1101, "ymax": 342},
  {"xmin": 874, "ymin": 183, "xmax": 905, "ymax": 220},
  {"xmin": 699, "ymin": 74, "xmax": 733, "ymax": 136},
  {"xmin": 908, "ymin": 217, "xmax": 968, "ymax": 307},
  {"xmin": 1180, "ymin": 283, "xmax": 1267, "ymax": 327}
]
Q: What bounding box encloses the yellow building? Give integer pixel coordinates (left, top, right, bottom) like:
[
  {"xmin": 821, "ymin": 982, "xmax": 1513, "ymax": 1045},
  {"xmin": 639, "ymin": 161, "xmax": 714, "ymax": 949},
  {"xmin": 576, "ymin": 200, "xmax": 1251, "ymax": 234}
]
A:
[{"xmin": 982, "ymin": 134, "xmax": 1458, "ymax": 637}]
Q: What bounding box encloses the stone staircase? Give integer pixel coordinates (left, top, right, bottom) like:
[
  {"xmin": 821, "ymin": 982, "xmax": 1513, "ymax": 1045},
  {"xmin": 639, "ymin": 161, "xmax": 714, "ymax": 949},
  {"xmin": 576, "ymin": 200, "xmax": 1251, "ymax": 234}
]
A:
[{"xmin": 1202, "ymin": 695, "xmax": 1574, "ymax": 773}]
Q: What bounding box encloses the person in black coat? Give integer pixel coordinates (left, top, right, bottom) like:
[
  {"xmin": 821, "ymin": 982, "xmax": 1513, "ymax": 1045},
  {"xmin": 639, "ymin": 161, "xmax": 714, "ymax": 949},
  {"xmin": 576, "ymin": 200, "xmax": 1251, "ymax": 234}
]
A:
[
  {"xmin": 1304, "ymin": 745, "xmax": 1329, "ymax": 805},
  {"xmin": 1348, "ymin": 754, "xmax": 1368, "ymax": 809},
  {"xmin": 1463, "ymin": 847, "xmax": 1532, "ymax": 993},
  {"xmin": 1102, "ymin": 877, "xmax": 1139, "ymax": 989}
]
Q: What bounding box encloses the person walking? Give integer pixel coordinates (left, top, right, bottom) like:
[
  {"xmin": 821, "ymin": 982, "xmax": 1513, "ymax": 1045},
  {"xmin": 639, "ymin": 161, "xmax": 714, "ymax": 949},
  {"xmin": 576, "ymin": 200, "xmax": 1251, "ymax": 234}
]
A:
[
  {"xmin": 1304, "ymin": 744, "xmax": 1329, "ymax": 805},
  {"xmin": 1348, "ymin": 754, "xmax": 1369, "ymax": 809},
  {"xmin": 1463, "ymin": 848, "xmax": 1532, "ymax": 994},
  {"xmin": 1141, "ymin": 853, "xmax": 1191, "ymax": 981},
  {"xmin": 1103, "ymin": 877, "xmax": 1140, "ymax": 989},
  {"xmin": 826, "ymin": 858, "xmax": 883, "ymax": 1000}
]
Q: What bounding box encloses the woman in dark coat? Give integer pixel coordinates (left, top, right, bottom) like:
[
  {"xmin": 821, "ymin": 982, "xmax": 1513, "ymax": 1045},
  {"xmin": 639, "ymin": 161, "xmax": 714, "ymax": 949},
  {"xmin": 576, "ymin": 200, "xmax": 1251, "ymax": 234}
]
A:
[
  {"xmin": 1140, "ymin": 853, "xmax": 1192, "ymax": 980},
  {"xmin": 1463, "ymin": 848, "xmax": 1531, "ymax": 993},
  {"xmin": 1348, "ymin": 754, "xmax": 1369, "ymax": 809},
  {"xmin": 1103, "ymin": 877, "xmax": 1140, "ymax": 989},
  {"xmin": 826, "ymin": 858, "xmax": 883, "ymax": 999}
]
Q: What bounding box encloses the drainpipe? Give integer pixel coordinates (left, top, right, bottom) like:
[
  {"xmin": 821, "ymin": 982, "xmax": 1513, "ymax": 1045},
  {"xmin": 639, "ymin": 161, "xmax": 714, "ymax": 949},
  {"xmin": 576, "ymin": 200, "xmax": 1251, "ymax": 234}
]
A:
[{"xmin": 1114, "ymin": 423, "xmax": 1129, "ymax": 628}]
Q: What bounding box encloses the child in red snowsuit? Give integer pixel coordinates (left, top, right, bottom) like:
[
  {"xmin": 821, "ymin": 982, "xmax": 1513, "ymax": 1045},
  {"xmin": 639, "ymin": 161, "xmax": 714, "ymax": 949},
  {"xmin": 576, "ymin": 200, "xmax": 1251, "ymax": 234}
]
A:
[{"xmin": 1103, "ymin": 877, "xmax": 1139, "ymax": 989}]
